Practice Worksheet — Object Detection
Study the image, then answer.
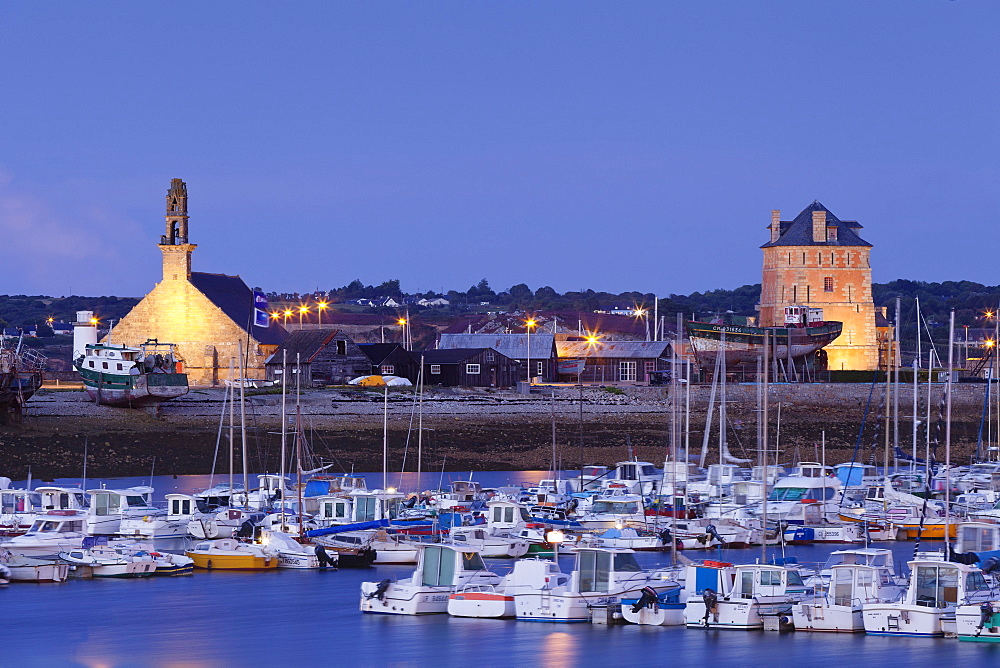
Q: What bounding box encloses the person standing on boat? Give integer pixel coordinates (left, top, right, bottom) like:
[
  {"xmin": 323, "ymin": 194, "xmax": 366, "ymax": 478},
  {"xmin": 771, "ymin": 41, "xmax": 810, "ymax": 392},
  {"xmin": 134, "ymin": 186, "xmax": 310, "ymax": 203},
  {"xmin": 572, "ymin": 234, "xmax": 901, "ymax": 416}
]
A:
[{"xmin": 702, "ymin": 588, "xmax": 719, "ymax": 626}]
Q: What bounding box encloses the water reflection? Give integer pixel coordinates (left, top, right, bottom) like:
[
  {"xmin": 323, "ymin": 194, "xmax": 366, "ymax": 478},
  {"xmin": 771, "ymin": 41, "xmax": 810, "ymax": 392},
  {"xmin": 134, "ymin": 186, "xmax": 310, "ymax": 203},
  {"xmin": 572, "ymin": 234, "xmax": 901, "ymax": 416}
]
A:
[{"xmin": 540, "ymin": 631, "xmax": 577, "ymax": 668}]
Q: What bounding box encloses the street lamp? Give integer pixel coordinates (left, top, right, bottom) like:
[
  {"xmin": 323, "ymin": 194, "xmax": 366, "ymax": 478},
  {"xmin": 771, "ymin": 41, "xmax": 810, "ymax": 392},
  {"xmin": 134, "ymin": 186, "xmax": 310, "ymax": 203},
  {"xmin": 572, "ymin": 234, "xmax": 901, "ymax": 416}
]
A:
[
  {"xmin": 546, "ymin": 529, "xmax": 564, "ymax": 561},
  {"xmin": 283, "ymin": 309, "xmax": 293, "ymax": 326},
  {"xmin": 317, "ymin": 301, "xmax": 328, "ymax": 327},
  {"xmin": 298, "ymin": 305, "xmax": 309, "ymax": 328},
  {"xmin": 526, "ymin": 318, "xmax": 537, "ymax": 384},
  {"xmin": 397, "ymin": 318, "xmax": 407, "ymax": 350}
]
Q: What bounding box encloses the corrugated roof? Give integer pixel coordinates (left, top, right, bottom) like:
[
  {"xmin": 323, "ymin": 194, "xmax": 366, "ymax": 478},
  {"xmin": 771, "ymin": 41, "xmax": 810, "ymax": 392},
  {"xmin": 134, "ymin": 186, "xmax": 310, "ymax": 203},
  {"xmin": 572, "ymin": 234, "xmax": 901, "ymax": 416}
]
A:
[
  {"xmin": 189, "ymin": 272, "xmax": 287, "ymax": 345},
  {"xmin": 420, "ymin": 348, "xmax": 491, "ymax": 364},
  {"xmin": 761, "ymin": 201, "xmax": 872, "ymax": 248},
  {"xmin": 267, "ymin": 329, "xmax": 339, "ymax": 364},
  {"xmin": 438, "ymin": 333, "xmax": 555, "ymax": 359},
  {"xmin": 557, "ymin": 340, "xmax": 672, "ymax": 359}
]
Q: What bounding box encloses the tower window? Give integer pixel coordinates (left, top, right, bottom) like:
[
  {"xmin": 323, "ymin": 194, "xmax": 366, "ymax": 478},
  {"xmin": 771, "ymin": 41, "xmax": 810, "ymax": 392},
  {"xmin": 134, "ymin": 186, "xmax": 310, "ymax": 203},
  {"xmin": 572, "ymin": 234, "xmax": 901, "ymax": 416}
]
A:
[
  {"xmin": 801, "ymin": 253, "xmax": 806, "ymax": 265},
  {"xmin": 824, "ymin": 277, "xmax": 834, "ymax": 292},
  {"xmin": 846, "ymin": 253, "xmax": 851, "ymax": 266}
]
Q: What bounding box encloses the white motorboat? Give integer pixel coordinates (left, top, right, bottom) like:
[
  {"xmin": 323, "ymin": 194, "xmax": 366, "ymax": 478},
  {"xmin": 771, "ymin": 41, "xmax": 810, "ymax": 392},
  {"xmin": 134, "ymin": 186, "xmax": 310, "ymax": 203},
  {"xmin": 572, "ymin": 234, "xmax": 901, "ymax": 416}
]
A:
[
  {"xmin": 514, "ymin": 547, "xmax": 679, "ymax": 623},
  {"xmin": 956, "ymin": 600, "xmax": 1000, "ymax": 642},
  {"xmin": 187, "ymin": 508, "xmax": 267, "ymax": 540},
  {"xmin": 119, "ymin": 493, "xmax": 196, "ymax": 538},
  {"xmin": 86, "ymin": 486, "xmax": 159, "ymax": 535},
  {"xmin": 683, "ymin": 560, "xmax": 810, "ymax": 630},
  {"xmin": 448, "ymin": 526, "xmax": 529, "ymax": 558},
  {"xmin": 793, "ymin": 563, "xmax": 905, "ymax": 632},
  {"xmin": 577, "ymin": 526, "xmax": 664, "ymax": 551},
  {"xmin": 620, "ymin": 586, "xmax": 686, "ymax": 626},
  {"xmin": 574, "ymin": 493, "xmax": 646, "ymax": 530},
  {"xmin": 0, "ymin": 547, "xmax": 69, "ymax": 582},
  {"xmin": 260, "ymin": 530, "xmax": 334, "ymax": 569},
  {"xmin": 448, "ymin": 584, "xmax": 517, "ymax": 618},
  {"xmin": 0, "ymin": 487, "xmax": 42, "ymax": 536},
  {"xmin": 0, "ymin": 511, "xmax": 88, "ymax": 557},
  {"xmin": 107, "ymin": 541, "xmax": 194, "ymax": 576},
  {"xmin": 863, "ymin": 558, "xmax": 994, "ymax": 637},
  {"xmin": 59, "ymin": 544, "xmax": 158, "ymax": 578},
  {"xmin": 360, "ymin": 544, "xmax": 501, "ymax": 615}
]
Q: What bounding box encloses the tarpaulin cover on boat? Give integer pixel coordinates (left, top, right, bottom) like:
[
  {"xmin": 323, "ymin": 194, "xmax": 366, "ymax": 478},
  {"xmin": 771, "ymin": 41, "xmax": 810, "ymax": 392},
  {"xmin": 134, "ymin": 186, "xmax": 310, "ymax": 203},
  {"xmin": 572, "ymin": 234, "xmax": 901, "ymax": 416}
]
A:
[{"xmin": 304, "ymin": 520, "xmax": 390, "ymax": 537}]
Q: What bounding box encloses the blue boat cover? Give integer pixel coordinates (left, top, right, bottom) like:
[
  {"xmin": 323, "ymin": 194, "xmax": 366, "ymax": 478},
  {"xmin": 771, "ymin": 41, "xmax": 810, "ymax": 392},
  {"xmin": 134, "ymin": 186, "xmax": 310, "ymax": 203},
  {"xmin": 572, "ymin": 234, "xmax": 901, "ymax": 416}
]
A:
[{"xmin": 304, "ymin": 519, "xmax": 389, "ymax": 537}]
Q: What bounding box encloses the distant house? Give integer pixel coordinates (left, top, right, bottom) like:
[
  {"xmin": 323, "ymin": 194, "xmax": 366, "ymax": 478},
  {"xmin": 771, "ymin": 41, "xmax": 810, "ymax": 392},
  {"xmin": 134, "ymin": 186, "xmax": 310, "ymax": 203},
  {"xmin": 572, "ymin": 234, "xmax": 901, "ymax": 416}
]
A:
[
  {"xmin": 378, "ymin": 297, "xmax": 402, "ymax": 308},
  {"xmin": 50, "ymin": 322, "xmax": 73, "ymax": 336},
  {"xmin": 264, "ymin": 329, "xmax": 371, "ymax": 386},
  {"xmin": 438, "ymin": 333, "xmax": 557, "ymax": 382},
  {"xmin": 418, "ymin": 348, "xmax": 519, "ymax": 388},
  {"xmin": 417, "ymin": 297, "xmax": 450, "ymax": 307},
  {"xmin": 357, "ymin": 343, "xmax": 421, "ymax": 382},
  {"xmin": 556, "ymin": 340, "xmax": 672, "ymax": 384}
]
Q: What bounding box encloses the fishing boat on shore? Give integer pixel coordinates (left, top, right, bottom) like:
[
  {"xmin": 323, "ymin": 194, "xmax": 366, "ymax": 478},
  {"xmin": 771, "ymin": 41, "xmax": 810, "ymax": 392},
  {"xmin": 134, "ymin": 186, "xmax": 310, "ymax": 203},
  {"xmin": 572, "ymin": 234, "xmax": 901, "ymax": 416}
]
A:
[
  {"xmin": 0, "ymin": 339, "xmax": 45, "ymax": 423},
  {"xmin": 74, "ymin": 341, "xmax": 188, "ymax": 407},
  {"xmin": 686, "ymin": 306, "xmax": 842, "ymax": 371}
]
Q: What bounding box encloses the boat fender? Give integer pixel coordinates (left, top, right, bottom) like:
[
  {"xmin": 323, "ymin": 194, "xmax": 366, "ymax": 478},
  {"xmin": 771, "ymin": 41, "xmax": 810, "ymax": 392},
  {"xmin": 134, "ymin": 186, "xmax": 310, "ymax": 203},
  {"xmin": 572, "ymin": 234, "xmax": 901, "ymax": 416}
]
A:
[{"xmin": 631, "ymin": 586, "xmax": 659, "ymax": 613}]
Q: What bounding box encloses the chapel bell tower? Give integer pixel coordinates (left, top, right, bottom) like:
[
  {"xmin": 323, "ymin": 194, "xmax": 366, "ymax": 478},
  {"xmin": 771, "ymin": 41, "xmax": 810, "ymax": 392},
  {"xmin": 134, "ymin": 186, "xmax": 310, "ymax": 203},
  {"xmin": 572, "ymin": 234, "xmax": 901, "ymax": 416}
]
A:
[{"xmin": 158, "ymin": 178, "xmax": 197, "ymax": 282}]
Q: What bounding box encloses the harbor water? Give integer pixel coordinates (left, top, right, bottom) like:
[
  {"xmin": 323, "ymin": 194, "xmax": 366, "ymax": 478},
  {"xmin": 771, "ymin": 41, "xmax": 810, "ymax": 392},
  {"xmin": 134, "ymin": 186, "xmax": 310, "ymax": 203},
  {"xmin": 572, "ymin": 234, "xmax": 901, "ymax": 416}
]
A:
[{"xmin": 5, "ymin": 472, "xmax": 1000, "ymax": 667}]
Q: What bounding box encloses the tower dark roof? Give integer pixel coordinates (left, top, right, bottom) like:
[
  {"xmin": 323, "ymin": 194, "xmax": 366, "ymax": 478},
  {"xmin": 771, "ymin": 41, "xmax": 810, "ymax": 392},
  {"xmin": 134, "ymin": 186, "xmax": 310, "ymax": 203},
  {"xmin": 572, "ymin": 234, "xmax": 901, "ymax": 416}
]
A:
[
  {"xmin": 189, "ymin": 271, "xmax": 287, "ymax": 345},
  {"xmin": 761, "ymin": 201, "xmax": 872, "ymax": 248}
]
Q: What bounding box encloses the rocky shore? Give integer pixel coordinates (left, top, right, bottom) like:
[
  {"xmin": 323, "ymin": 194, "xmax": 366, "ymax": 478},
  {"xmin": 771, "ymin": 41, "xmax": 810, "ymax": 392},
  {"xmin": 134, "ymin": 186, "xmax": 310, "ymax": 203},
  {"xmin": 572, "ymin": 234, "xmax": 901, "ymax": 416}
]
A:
[{"xmin": 0, "ymin": 383, "xmax": 991, "ymax": 479}]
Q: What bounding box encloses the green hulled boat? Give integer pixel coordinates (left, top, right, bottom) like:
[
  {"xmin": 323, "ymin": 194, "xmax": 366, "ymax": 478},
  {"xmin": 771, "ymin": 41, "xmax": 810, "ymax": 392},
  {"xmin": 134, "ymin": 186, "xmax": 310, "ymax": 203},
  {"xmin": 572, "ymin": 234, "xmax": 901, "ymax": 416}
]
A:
[{"xmin": 75, "ymin": 340, "xmax": 188, "ymax": 407}]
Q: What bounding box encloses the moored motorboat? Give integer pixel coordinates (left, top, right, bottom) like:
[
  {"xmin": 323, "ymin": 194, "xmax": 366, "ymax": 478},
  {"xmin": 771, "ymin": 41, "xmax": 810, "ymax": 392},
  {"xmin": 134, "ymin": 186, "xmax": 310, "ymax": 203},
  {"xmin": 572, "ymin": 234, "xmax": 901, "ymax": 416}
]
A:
[
  {"xmin": 59, "ymin": 544, "xmax": 158, "ymax": 578},
  {"xmin": 185, "ymin": 539, "xmax": 278, "ymax": 570},
  {"xmin": 360, "ymin": 544, "xmax": 501, "ymax": 615}
]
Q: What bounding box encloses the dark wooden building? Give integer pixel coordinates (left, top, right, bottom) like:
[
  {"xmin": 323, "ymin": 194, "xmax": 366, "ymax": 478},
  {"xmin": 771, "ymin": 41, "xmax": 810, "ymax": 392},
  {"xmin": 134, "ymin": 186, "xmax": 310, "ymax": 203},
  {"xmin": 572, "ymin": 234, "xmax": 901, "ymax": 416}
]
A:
[
  {"xmin": 356, "ymin": 343, "xmax": 421, "ymax": 383},
  {"xmin": 418, "ymin": 348, "xmax": 519, "ymax": 388},
  {"xmin": 555, "ymin": 340, "xmax": 672, "ymax": 384},
  {"xmin": 264, "ymin": 329, "xmax": 371, "ymax": 386},
  {"xmin": 437, "ymin": 333, "xmax": 557, "ymax": 382}
]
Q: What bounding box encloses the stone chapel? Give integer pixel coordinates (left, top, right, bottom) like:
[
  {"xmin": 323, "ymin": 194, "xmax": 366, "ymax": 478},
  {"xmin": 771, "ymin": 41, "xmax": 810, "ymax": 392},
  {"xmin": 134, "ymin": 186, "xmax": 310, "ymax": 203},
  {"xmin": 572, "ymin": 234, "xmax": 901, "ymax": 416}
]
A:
[{"xmin": 107, "ymin": 179, "xmax": 287, "ymax": 385}]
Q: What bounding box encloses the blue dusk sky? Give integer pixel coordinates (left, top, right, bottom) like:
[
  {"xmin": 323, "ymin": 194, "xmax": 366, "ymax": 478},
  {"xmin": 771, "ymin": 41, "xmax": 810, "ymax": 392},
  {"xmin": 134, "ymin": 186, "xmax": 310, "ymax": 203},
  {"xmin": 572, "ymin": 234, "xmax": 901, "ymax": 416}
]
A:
[{"xmin": 0, "ymin": 1, "xmax": 996, "ymax": 299}]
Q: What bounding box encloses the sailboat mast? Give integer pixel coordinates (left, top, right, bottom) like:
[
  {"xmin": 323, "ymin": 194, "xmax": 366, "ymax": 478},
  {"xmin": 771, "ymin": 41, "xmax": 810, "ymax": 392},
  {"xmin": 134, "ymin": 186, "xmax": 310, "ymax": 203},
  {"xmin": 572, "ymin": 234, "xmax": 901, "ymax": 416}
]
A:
[
  {"xmin": 761, "ymin": 330, "xmax": 769, "ymax": 563},
  {"xmin": 417, "ymin": 356, "xmax": 425, "ymax": 493},
  {"xmin": 945, "ymin": 308, "xmax": 955, "ymax": 557},
  {"xmin": 228, "ymin": 356, "xmax": 235, "ymax": 502},
  {"xmin": 296, "ymin": 404, "xmax": 304, "ymax": 537},
  {"xmin": 280, "ymin": 349, "xmax": 287, "ymax": 522},
  {"xmin": 383, "ymin": 386, "xmax": 389, "ymax": 490},
  {"xmin": 893, "ymin": 296, "xmax": 901, "ymax": 471}
]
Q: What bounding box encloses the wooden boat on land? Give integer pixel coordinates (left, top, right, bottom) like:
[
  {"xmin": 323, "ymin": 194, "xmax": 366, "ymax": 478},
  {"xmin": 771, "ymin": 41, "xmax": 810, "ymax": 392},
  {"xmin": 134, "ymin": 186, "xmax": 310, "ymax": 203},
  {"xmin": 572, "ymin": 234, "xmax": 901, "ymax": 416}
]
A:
[{"xmin": 74, "ymin": 341, "xmax": 188, "ymax": 407}]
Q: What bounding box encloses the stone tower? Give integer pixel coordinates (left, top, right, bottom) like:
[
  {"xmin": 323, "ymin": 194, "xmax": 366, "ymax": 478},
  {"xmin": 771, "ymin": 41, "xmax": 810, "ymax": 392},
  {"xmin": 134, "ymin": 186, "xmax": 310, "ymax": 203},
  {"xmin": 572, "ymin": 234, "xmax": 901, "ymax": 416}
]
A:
[
  {"xmin": 759, "ymin": 201, "xmax": 879, "ymax": 371},
  {"xmin": 159, "ymin": 179, "xmax": 197, "ymax": 283}
]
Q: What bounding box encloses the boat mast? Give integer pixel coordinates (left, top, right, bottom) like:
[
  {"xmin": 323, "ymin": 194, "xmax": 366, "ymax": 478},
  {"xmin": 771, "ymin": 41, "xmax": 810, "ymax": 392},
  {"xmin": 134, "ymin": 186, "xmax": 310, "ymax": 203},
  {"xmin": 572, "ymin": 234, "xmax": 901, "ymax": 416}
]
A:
[
  {"xmin": 761, "ymin": 330, "xmax": 769, "ymax": 563},
  {"xmin": 228, "ymin": 356, "xmax": 235, "ymax": 502},
  {"xmin": 893, "ymin": 296, "xmax": 901, "ymax": 471},
  {"xmin": 945, "ymin": 308, "xmax": 954, "ymax": 558},
  {"xmin": 238, "ymin": 341, "xmax": 249, "ymax": 506},
  {"xmin": 280, "ymin": 349, "xmax": 287, "ymax": 525},
  {"xmin": 417, "ymin": 355, "xmax": 425, "ymax": 494},
  {"xmin": 382, "ymin": 386, "xmax": 389, "ymax": 490}
]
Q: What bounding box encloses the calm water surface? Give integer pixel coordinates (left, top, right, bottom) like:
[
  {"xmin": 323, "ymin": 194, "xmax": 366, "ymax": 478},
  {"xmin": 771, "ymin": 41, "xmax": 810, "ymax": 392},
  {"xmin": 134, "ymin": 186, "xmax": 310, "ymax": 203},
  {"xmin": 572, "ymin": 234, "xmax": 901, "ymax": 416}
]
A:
[{"xmin": 6, "ymin": 472, "xmax": 1000, "ymax": 667}]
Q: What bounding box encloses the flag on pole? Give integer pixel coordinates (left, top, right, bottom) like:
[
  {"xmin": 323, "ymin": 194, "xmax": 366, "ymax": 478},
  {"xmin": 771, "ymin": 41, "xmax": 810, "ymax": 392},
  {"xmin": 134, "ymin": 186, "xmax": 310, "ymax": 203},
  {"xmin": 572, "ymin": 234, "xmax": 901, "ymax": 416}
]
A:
[{"xmin": 253, "ymin": 291, "xmax": 270, "ymax": 327}]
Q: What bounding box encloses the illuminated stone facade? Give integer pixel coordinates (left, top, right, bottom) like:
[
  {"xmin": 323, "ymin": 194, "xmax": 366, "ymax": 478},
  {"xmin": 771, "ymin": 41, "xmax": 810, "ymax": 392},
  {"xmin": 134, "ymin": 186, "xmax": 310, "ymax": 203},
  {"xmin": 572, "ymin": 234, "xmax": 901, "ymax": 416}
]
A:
[
  {"xmin": 106, "ymin": 179, "xmax": 286, "ymax": 385},
  {"xmin": 759, "ymin": 202, "xmax": 879, "ymax": 371}
]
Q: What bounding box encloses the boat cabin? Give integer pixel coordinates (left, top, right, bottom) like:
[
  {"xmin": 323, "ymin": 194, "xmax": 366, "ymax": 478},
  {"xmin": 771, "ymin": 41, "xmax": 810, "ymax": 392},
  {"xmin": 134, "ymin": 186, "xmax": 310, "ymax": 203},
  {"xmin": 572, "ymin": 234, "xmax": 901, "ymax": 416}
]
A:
[
  {"xmin": 165, "ymin": 494, "xmax": 197, "ymax": 518},
  {"xmin": 901, "ymin": 559, "xmax": 992, "ymax": 609},
  {"xmin": 834, "ymin": 462, "xmax": 879, "ymax": 488},
  {"xmin": 767, "ymin": 475, "xmax": 839, "ymax": 502},
  {"xmin": 789, "ymin": 462, "xmax": 833, "ymax": 478},
  {"xmin": 349, "ymin": 489, "xmax": 405, "ymax": 523},
  {"xmin": 707, "ymin": 464, "xmax": 742, "ymax": 489},
  {"xmin": 314, "ymin": 495, "xmax": 353, "ymax": 524},
  {"xmin": 87, "ymin": 487, "xmax": 154, "ymax": 516},
  {"xmin": 826, "ymin": 564, "xmax": 899, "ymax": 606},
  {"xmin": 0, "ymin": 489, "xmax": 41, "ymax": 514},
  {"xmin": 487, "ymin": 500, "xmax": 530, "ymax": 530},
  {"xmin": 410, "ymin": 544, "xmax": 493, "ymax": 589},
  {"xmin": 954, "ymin": 522, "xmax": 1000, "ymax": 554},
  {"xmin": 303, "ymin": 475, "xmax": 367, "ymax": 499},
  {"xmin": 571, "ymin": 548, "xmax": 644, "ymax": 594},
  {"xmin": 750, "ymin": 465, "xmax": 786, "ymax": 485},
  {"xmin": 35, "ymin": 486, "xmax": 88, "ymax": 511},
  {"xmin": 25, "ymin": 511, "xmax": 87, "ymax": 534}
]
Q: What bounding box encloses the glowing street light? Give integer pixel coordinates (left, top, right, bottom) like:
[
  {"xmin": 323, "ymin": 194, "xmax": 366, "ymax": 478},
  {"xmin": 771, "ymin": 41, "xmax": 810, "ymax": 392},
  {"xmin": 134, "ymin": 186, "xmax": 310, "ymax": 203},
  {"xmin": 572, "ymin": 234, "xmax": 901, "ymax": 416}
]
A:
[
  {"xmin": 283, "ymin": 309, "xmax": 293, "ymax": 326},
  {"xmin": 298, "ymin": 305, "xmax": 310, "ymax": 328},
  {"xmin": 526, "ymin": 318, "xmax": 537, "ymax": 384},
  {"xmin": 317, "ymin": 301, "xmax": 328, "ymax": 327},
  {"xmin": 397, "ymin": 318, "xmax": 408, "ymax": 350}
]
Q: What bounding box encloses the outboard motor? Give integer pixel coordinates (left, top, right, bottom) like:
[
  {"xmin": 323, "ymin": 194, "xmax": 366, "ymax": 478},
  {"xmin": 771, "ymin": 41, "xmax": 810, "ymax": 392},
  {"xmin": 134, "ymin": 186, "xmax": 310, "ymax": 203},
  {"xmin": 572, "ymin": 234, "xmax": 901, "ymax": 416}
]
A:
[
  {"xmin": 314, "ymin": 545, "xmax": 336, "ymax": 569},
  {"xmin": 630, "ymin": 586, "xmax": 659, "ymax": 613},
  {"xmin": 367, "ymin": 578, "xmax": 391, "ymax": 601}
]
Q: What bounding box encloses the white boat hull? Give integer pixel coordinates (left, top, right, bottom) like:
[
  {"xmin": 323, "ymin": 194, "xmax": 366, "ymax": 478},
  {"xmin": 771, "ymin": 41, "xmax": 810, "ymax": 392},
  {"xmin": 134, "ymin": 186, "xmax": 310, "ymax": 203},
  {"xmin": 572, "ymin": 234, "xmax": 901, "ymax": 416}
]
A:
[
  {"xmin": 360, "ymin": 581, "xmax": 453, "ymax": 615},
  {"xmin": 792, "ymin": 603, "xmax": 862, "ymax": 632},
  {"xmin": 863, "ymin": 603, "xmax": 949, "ymax": 637},
  {"xmin": 621, "ymin": 602, "xmax": 685, "ymax": 626},
  {"xmin": 448, "ymin": 592, "xmax": 516, "ymax": 618}
]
